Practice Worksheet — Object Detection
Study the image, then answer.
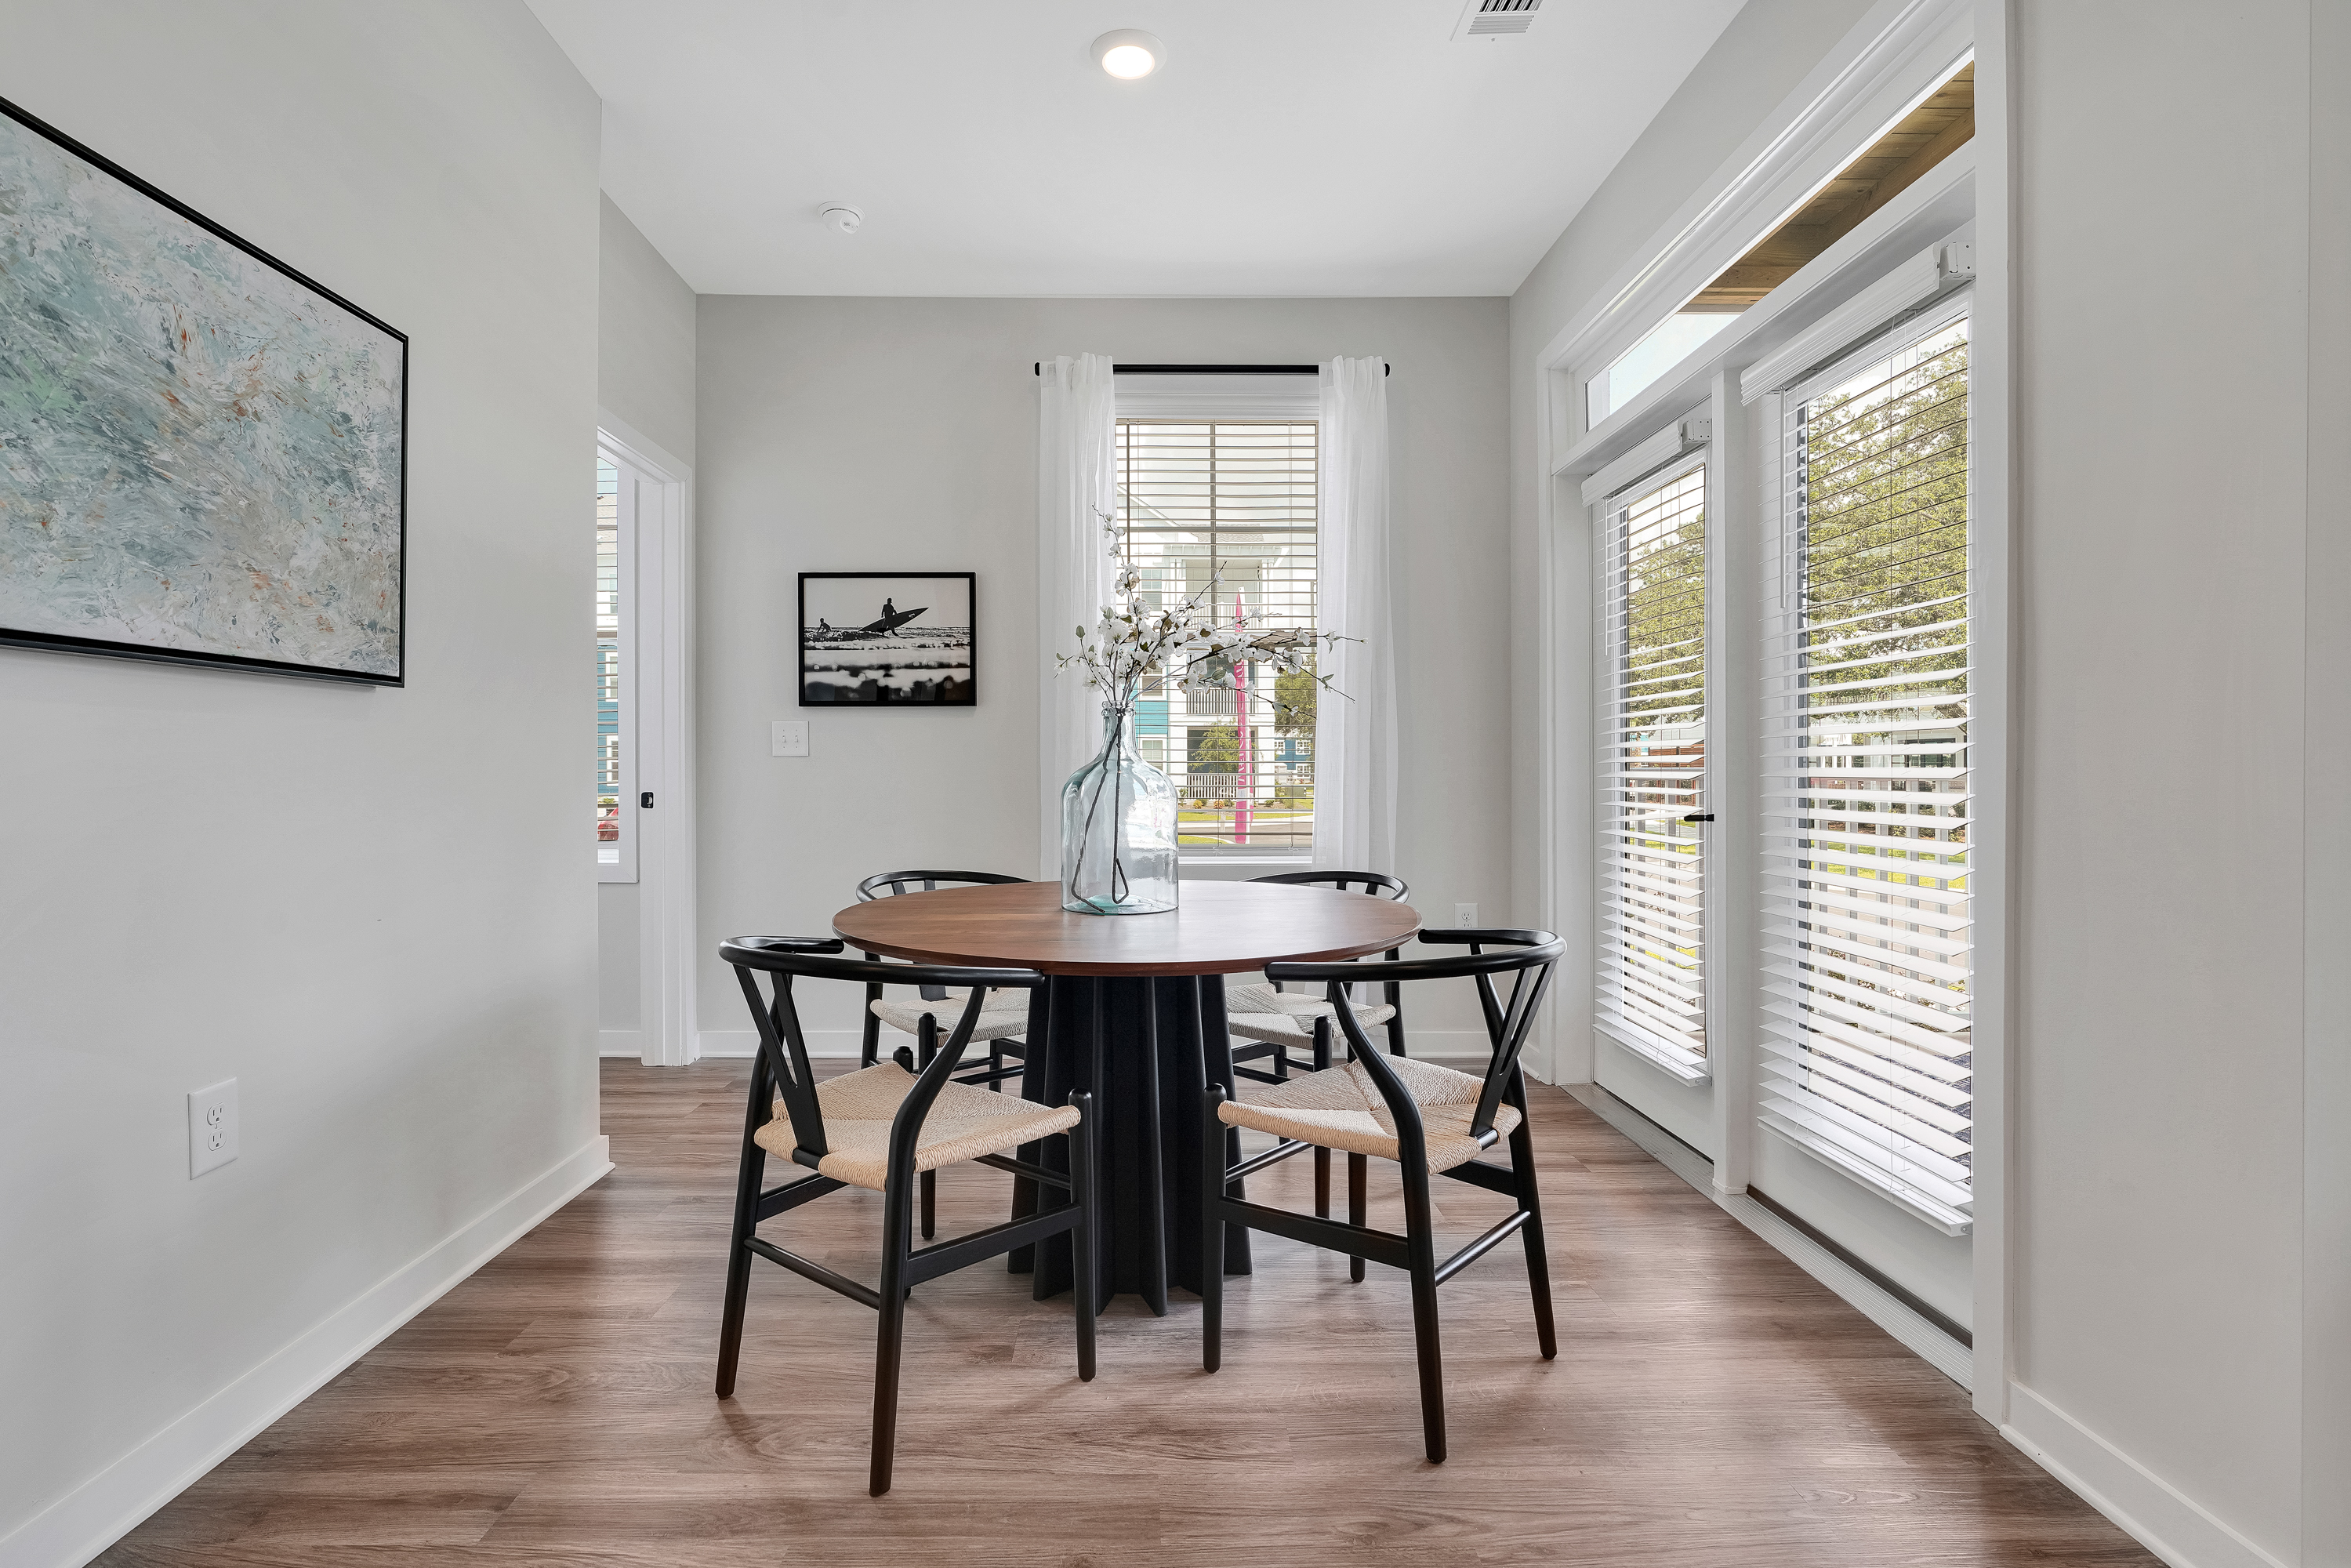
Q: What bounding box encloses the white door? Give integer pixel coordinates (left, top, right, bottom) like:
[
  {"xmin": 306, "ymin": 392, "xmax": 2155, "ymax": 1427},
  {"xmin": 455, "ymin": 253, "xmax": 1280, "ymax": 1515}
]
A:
[{"xmin": 1594, "ymin": 450, "xmax": 1718, "ymax": 1149}]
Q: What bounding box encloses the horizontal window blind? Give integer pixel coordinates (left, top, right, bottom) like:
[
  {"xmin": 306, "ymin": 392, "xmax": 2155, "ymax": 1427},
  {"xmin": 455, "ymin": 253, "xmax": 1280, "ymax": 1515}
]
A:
[
  {"xmin": 1597, "ymin": 460, "xmax": 1708, "ymax": 1075},
  {"xmin": 1760, "ymin": 312, "xmax": 1972, "ymax": 1233},
  {"xmin": 1116, "ymin": 420, "xmax": 1318, "ymax": 852}
]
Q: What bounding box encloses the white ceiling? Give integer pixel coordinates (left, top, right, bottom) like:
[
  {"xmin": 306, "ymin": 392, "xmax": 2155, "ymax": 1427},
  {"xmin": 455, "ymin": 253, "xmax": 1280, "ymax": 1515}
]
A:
[{"xmin": 528, "ymin": 1, "xmax": 1743, "ymax": 298}]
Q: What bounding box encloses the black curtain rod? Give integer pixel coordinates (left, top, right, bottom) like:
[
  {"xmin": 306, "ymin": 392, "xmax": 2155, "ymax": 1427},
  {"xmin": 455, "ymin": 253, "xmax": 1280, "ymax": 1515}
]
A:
[{"xmin": 1031, "ymin": 361, "xmax": 1388, "ymax": 376}]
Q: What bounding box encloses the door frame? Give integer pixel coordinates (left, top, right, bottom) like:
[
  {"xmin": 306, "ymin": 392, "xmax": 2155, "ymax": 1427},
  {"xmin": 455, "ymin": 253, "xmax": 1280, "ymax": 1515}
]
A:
[
  {"xmin": 1523, "ymin": 0, "xmax": 2009, "ymax": 1419},
  {"xmin": 596, "ymin": 411, "xmax": 699, "ymax": 1067}
]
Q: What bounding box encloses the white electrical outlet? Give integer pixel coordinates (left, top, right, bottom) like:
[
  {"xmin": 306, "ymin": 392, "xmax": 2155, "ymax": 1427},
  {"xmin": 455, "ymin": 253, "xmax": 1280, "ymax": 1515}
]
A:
[
  {"xmin": 1455, "ymin": 902, "xmax": 1478, "ymax": 927},
  {"xmin": 188, "ymin": 1080, "xmax": 238, "ymax": 1178},
  {"xmin": 771, "ymin": 720, "xmax": 809, "ymax": 757}
]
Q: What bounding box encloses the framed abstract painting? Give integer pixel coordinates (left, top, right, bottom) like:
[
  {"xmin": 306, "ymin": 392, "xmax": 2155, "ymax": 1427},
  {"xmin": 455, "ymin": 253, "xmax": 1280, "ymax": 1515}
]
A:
[
  {"xmin": 799, "ymin": 572, "xmax": 975, "ymax": 706},
  {"xmin": 0, "ymin": 95, "xmax": 407, "ymax": 685}
]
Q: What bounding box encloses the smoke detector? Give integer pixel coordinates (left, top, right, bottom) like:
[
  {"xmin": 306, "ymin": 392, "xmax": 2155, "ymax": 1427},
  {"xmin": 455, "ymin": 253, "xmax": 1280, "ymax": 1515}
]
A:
[
  {"xmin": 1453, "ymin": 0, "xmax": 1540, "ymax": 39},
  {"xmin": 818, "ymin": 203, "xmax": 863, "ymax": 234}
]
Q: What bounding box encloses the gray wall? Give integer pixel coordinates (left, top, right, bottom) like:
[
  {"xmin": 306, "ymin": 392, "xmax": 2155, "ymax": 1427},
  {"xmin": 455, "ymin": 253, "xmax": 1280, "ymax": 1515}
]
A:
[
  {"xmin": 2013, "ymin": 4, "xmax": 2310, "ymax": 1555},
  {"xmin": 596, "ymin": 196, "xmax": 698, "ymax": 1044},
  {"xmin": 2306, "ymin": 7, "xmax": 2351, "ymax": 1559},
  {"xmin": 0, "ymin": 0, "xmax": 600, "ymax": 1552},
  {"xmin": 693, "ymin": 296, "xmax": 1511, "ymax": 1051},
  {"xmin": 598, "ymin": 194, "xmax": 698, "ymax": 465}
]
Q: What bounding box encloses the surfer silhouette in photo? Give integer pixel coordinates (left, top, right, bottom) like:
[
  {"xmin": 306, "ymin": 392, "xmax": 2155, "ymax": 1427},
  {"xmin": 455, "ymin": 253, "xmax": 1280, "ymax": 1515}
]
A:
[{"xmin": 882, "ymin": 597, "xmax": 896, "ymax": 619}]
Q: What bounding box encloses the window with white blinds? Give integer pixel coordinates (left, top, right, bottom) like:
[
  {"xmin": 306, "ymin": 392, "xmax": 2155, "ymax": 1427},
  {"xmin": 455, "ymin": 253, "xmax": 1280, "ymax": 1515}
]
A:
[
  {"xmin": 1597, "ymin": 458, "xmax": 1709, "ymax": 1077},
  {"xmin": 1116, "ymin": 419, "xmax": 1319, "ymax": 853},
  {"xmin": 1760, "ymin": 306, "xmax": 1972, "ymax": 1234}
]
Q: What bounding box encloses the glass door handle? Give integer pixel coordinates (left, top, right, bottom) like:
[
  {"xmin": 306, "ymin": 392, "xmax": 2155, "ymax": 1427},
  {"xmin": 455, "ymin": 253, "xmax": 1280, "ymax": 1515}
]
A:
[{"xmin": 1682, "ymin": 812, "xmax": 1714, "ymax": 822}]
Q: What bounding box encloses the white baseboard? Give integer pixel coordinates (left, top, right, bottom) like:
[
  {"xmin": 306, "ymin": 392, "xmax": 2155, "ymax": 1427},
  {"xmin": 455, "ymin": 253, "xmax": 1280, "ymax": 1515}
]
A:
[
  {"xmin": 598, "ymin": 1028, "xmax": 647, "ymax": 1058},
  {"xmin": 691, "ymin": 1027, "xmax": 1490, "ymax": 1065},
  {"xmin": 2002, "ymin": 1385, "xmax": 2291, "ymax": 1568},
  {"xmin": 0, "ymin": 1135, "xmax": 613, "ymax": 1568},
  {"xmin": 1563, "ymin": 1081, "xmax": 1974, "ymax": 1388}
]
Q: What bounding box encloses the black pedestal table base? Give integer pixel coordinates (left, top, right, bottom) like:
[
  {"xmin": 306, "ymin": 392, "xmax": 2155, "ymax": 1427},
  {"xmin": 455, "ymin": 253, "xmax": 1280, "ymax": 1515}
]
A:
[{"xmin": 1007, "ymin": 975, "xmax": 1251, "ymax": 1312}]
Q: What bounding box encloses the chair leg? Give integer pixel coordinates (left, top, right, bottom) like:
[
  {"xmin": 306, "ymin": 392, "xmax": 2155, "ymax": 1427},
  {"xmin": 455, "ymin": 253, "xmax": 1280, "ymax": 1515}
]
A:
[
  {"xmin": 1402, "ymin": 1160, "xmax": 1446, "ymax": 1464},
  {"xmin": 1507, "ymin": 1076, "xmax": 1558, "ymax": 1359},
  {"xmin": 990, "ymin": 1040, "xmax": 1005, "ymax": 1092},
  {"xmin": 869, "ymin": 1168, "xmax": 913, "ymax": 1497},
  {"xmin": 1310, "ymin": 1017, "xmax": 1333, "ymax": 1221},
  {"xmin": 917, "ymin": 1015, "xmax": 938, "ymax": 1240},
  {"xmin": 861, "ymin": 976, "xmax": 882, "ymax": 1067},
  {"xmin": 1066, "ymin": 1091, "xmax": 1097, "ymax": 1380},
  {"xmin": 1200, "ymin": 1083, "xmax": 1226, "ymax": 1373},
  {"xmin": 716, "ymin": 1060, "xmax": 770, "ymax": 1399},
  {"xmin": 1347, "ymin": 1152, "xmax": 1369, "ymax": 1283}
]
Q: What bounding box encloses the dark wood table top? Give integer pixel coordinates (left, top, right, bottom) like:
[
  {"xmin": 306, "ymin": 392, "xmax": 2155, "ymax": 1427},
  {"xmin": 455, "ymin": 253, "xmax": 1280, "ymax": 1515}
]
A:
[{"xmin": 831, "ymin": 880, "xmax": 1423, "ymax": 978}]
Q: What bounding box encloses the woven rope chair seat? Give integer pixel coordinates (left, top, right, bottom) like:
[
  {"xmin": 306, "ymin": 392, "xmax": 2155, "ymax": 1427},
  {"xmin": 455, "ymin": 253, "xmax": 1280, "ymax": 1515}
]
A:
[
  {"xmin": 753, "ymin": 1062, "xmax": 1079, "ymax": 1192},
  {"xmin": 1226, "ymin": 991, "xmax": 1397, "ymax": 1050},
  {"xmin": 1215, "ymin": 1054, "xmax": 1518, "ymax": 1173},
  {"xmin": 874, "ymin": 1001, "xmax": 1029, "ymax": 1048},
  {"xmin": 1225, "ymin": 982, "xmax": 1392, "ymax": 1018}
]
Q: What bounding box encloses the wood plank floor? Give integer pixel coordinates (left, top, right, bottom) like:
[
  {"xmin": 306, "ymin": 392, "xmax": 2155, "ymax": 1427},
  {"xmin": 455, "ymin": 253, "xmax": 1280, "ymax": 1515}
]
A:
[{"xmin": 99, "ymin": 1061, "xmax": 2156, "ymax": 1566}]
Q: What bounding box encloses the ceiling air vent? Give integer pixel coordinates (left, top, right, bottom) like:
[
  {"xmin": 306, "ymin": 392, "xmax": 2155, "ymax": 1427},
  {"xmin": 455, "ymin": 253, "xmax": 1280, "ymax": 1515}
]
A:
[{"xmin": 1454, "ymin": 0, "xmax": 1540, "ymax": 39}]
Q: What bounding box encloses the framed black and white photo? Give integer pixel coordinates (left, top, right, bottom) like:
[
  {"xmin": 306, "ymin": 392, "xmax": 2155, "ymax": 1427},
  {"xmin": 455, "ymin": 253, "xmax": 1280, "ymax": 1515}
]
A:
[{"xmin": 798, "ymin": 572, "xmax": 975, "ymax": 706}]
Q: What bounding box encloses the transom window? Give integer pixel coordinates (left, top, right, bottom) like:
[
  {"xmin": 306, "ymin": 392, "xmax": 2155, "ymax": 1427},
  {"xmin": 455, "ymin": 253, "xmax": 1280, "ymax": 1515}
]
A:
[{"xmin": 1588, "ymin": 58, "xmax": 1975, "ymax": 428}]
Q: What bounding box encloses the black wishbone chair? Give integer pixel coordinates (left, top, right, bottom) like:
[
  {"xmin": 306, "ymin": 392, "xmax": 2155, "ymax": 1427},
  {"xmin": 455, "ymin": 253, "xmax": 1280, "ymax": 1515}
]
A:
[
  {"xmin": 854, "ymin": 869, "xmax": 1032, "ymax": 1083},
  {"xmin": 716, "ymin": 936, "xmax": 1097, "ymax": 1497},
  {"xmin": 854, "ymin": 870, "xmax": 1036, "ymax": 1242},
  {"xmin": 1226, "ymin": 870, "xmax": 1413, "ymax": 1225},
  {"xmin": 1200, "ymin": 929, "xmax": 1563, "ymax": 1464}
]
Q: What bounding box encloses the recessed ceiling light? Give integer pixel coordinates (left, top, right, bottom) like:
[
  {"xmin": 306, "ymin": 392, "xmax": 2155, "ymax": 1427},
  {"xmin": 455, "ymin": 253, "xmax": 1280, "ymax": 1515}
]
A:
[{"xmin": 1092, "ymin": 29, "xmax": 1164, "ymax": 81}]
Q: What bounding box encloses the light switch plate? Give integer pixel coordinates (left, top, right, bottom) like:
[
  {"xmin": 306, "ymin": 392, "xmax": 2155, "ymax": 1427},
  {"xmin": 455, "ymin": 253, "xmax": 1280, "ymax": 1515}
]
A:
[
  {"xmin": 189, "ymin": 1079, "xmax": 238, "ymax": 1178},
  {"xmin": 1455, "ymin": 903, "xmax": 1478, "ymax": 927},
  {"xmin": 771, "ymin": 720, "xmax": 809, "ymax": 757}
]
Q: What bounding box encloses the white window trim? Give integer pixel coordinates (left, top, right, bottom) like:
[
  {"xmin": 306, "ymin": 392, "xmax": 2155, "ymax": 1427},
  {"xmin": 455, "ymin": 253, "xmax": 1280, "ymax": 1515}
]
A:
[
  {"xmin": 1529, "ymin": 0, "xmax": 2011, "ymax": 1427},
  {"xmin": 1547, "ymin": 0, "xmax": 1976, "ymax": 448}
]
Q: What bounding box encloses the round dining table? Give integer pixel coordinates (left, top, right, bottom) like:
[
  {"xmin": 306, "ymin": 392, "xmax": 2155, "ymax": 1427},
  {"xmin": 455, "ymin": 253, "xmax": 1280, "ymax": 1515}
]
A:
[{"xmin": 833, "ymin": 879, "xmax": 1422, "ymax": 1314}]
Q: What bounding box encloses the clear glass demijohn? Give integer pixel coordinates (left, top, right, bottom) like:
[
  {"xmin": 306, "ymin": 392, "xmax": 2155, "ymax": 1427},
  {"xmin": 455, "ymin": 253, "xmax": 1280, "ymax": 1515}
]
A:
[{"xmin": 1061, "ymin": 706, "xmax": 1178, "ymax": 914}]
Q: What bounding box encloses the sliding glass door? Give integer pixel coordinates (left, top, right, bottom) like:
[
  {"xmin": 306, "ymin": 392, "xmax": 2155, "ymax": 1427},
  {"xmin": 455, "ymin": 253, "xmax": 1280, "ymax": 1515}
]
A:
[{"xmin": 1758, "ymin": 304, "xmax": 1974, "ymax": 1234}]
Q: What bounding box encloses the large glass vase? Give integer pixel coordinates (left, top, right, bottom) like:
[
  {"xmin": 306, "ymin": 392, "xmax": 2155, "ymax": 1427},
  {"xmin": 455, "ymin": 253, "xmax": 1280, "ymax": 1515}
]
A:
[{"xmin": 1061, "ymin": 706, "xmax": 1178, "ymax": 915}]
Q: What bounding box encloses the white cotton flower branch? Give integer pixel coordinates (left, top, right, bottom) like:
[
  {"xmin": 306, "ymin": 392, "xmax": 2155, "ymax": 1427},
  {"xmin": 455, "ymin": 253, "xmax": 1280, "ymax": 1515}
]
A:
[{"xmin": 1055, "ymin": 510, "xmax": 1351, "ymax": 715}]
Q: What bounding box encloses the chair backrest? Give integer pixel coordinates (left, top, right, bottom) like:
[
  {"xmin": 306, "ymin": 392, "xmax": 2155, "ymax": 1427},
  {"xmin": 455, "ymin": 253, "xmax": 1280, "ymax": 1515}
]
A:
[
  {"xmin": 719, "ymin": 935, "xmax": 1045, "ymax": 1166},
  {"xmin": 1265, "ymin": 928, "xmax": 1562, "ymax": 1154},
  {"xmin": 856, "ymin": 869, "xmax": 1028, "ymax": 901},
  {"xmin": 1247, "ymin": 869, "xmax": 1410, "ymax": 902},
  {"xmin": 854, "ymin": 871, "xmax": 1028, "ymax": 1000}
]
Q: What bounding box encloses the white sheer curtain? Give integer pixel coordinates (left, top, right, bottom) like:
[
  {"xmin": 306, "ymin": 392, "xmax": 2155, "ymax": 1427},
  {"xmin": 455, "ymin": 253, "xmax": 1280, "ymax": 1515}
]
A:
[
  {"xmin": 1313, "ymin": 355, "xmax": 1398, "ymax": 874},
  {"xmin": 1036, "ymin": 354, "xmax": 1118, "ymax": 877}
]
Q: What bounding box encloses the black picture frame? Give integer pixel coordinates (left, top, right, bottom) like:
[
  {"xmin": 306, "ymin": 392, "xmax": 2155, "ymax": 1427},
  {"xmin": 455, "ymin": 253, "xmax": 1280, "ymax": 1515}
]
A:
[
  {"xmin": 0, "ymin": 93, "xmax": 408, "ymax": 687},
  {"xmin": 798, "ymin": 572, "xmax": 976, "ymax": 706}
]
